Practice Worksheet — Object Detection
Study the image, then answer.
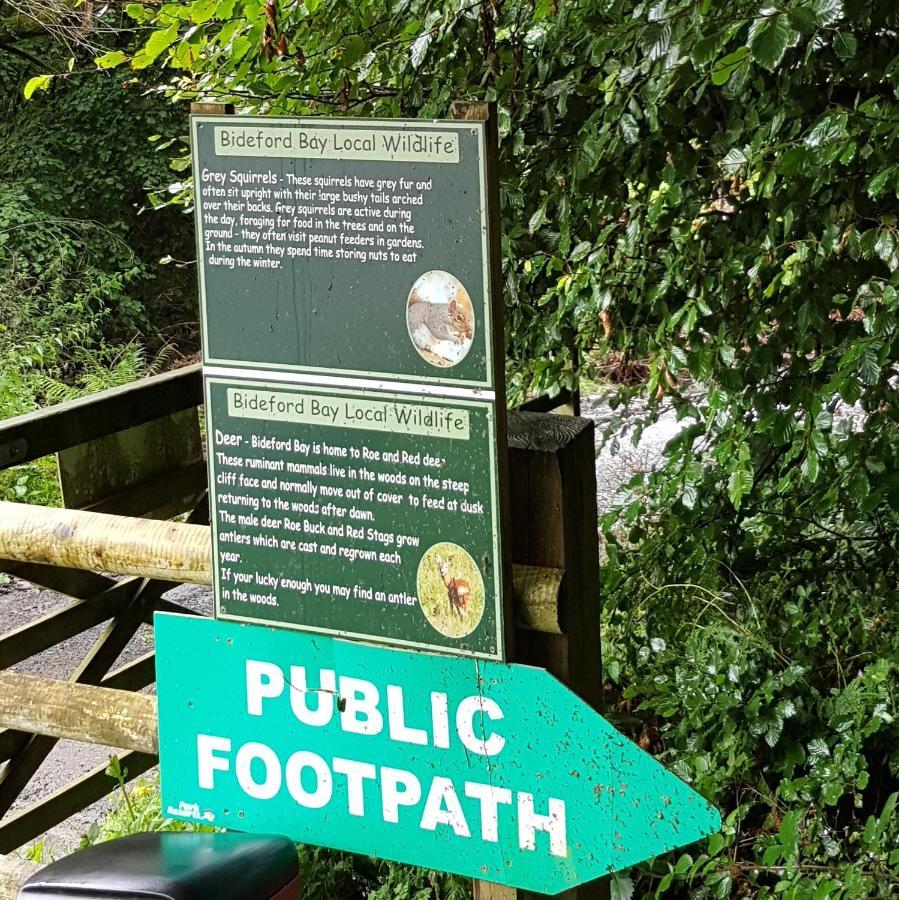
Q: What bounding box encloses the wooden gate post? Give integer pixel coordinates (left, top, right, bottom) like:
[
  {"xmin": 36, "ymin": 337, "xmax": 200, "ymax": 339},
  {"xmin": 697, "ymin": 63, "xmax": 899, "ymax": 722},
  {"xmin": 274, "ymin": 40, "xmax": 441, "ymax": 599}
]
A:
[{"xmin": 473, "ymin": 411, "xmax": 607, "ymax": 900}]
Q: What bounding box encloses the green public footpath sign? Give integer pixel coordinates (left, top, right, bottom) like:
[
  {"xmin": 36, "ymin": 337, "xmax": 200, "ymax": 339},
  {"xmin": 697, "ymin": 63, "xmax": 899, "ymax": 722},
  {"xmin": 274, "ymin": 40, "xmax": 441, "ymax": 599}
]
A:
[
  {"xmin": 207, "ymin": 376, "xmax": 504, "ymax": 659},
  {"xmin": 155, "ymin": 614, "xmax": 721, "ymax": 895},
  {"xmin": 192, "ymin": 116, "xmax": 495, "ymax": 389}
]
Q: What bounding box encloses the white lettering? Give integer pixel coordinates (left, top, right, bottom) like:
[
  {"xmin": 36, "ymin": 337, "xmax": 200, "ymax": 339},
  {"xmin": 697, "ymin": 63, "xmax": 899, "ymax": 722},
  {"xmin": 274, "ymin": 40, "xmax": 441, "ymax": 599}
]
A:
[
  {"xmin": 517, "ymin": 793, "xmax": 567, "ymax": 858},
  {"xmin": 339, "ymin": 676, "xmax": 383, "ymax": 735},
  {"xmin": 236, "ymin": 742, "xmax": 282, "ymax": 800},
  {"xmin": 290, "ymin": 666, "xmax": 336, "ymax": 726},
  {"xmin": 197, "ymin": 734, "xmax": 231, "ymax": 789},
  {"xmin": 465, "ymin": 782, "xmax": 512, "ymax": 842},
  {"xmin": 387, "ymin": 685, "xmax": 427, "ymax": 745},
  {"xmin": 333, "ymin": 757, "xmax": 376, "ymax": 816},
  {"xmin": 285, "ymin": 750, "xmax": 332, "ymax": 809},
  {"xmin": 456, "ymin": 696, "xmax": 505, "ymax": 757},
  {"xmin": 381, "ymin": 767, "xmax": 421, "ymax": 823},
  {"xmin": 245, "ymin": 660, "xmax": 284, "ymax": 715},
  {"xmin": 420, "ymin": 776, "xmax": 471, "ymax": 837},
  {"xmin": 431, "ymin": 692, "xmax": 450, "ymax": 749}
]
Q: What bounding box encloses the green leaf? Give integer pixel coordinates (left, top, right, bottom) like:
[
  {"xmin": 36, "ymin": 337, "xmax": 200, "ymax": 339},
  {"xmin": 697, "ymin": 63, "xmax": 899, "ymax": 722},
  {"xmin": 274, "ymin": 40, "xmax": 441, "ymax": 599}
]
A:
[
  {"xmin": 94, "ymin": 50, "xmax": 128, "ymax": 69},
  {"xmin": 801, "ymin": 450, "xmax": 820, "ymax": 482},
  {"xmin": 805, "ymin": 112, "xmax": 848, "ymax": 149},
  {"xmin": 711, "ymin": 47, "xmax": 748, "ymax": 85},
  {"xmin": 23, "ymin": 75, "xmax": 53, "ymax": 99},
  {"xmin": 727, "ymin": 444, "xmax": 753, "ymax": 508},
  {"xmin": 875, "ymin": 229, "xmax": 898, "ymax": 269},
  {"xmin": 813, "ymin": 0, "xmax": 843, "ymax": 26},
  {"xmin": 748, "ymin": 13, "xmax": 797, "ymax": 71},
  {"xmin": 868, "ymin": 168, "xmax": 893, "ymax": 199},
  {"xmin": 833, "ymin": 31, "xmax": 857, "ymax": 58},
  {"xmin": 528, "ymin": 207, "xmax": 547, "ymax": 234},
  {"xmin": 858, "ymin": 346, "xmax": 881, "ymax": 385},
  {"xmin": 610, "ymin": 876, "xmax": 634, "ymax": 900},
  {"xmin": 722, "ymin": 147, "xmax": 748, "ymax": 173},
  {"xmin": 570, "ymin": 241, "xmax": 592, "ymax": 263},
  {"xmin": 124, "ymin": 2, "xmax": 153, "ymax": 21},
  {"xmin": 619, "ymin": 113, "xmax": 639, "ymax": 145},
  {"xmin": 131, "ymin": 24, "xmax": 179, "ymax": 69}
]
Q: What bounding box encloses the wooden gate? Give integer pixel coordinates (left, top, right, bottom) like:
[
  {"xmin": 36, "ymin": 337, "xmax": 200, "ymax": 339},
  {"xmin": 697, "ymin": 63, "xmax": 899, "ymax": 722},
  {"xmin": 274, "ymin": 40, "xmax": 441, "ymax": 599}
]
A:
[{"xmin": 0, "ymin": 365, "xmax": 600, "ymax": 900}]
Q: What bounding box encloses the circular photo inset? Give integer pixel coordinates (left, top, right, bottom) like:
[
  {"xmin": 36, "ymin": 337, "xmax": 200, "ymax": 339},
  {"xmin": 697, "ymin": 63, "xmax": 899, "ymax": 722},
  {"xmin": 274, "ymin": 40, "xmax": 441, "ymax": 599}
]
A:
[
  {"xmin": 416, "ymin": 542, "xmax": 485, "ymax": 638},
  {"xmin": 406, "ymin": 271, "xmax": 475, "ymax": 368}
]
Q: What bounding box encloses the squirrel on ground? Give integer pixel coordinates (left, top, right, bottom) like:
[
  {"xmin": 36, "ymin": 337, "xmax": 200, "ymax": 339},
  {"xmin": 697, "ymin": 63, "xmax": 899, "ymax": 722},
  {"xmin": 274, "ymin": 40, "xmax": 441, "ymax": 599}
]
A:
[{"xmin": 407, "ymin": 271, "xmax": 475, "ymax": 366}]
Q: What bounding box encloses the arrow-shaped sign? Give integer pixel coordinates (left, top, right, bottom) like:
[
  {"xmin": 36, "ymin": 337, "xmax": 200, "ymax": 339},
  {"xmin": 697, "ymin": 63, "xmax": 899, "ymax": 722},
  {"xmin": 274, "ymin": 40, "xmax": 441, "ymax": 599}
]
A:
[{"xmin": 155, "ymin": 613, "xmax": 720, "ymax": 894}]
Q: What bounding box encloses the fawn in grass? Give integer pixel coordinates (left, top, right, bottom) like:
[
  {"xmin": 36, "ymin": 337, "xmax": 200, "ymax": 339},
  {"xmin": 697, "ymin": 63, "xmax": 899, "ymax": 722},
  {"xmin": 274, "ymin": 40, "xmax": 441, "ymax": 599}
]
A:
[{"xmin": 435, "ymin": 553, "xmax": 471, "ymax": 618}]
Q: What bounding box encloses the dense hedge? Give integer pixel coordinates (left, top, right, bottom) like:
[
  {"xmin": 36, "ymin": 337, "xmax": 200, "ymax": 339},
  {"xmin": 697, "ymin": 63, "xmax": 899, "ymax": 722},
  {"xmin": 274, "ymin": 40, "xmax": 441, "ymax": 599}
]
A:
[{"xmin": 52, "ymin": 0, "xmax": 899, "ymax": 895}]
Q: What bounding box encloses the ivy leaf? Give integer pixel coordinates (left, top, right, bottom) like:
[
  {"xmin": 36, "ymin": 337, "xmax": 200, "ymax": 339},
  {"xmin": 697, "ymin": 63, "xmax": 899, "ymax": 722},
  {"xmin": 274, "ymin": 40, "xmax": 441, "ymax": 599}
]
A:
[
  {"xmin": 748, "ymin": 12, "xmax": 798, "ymax": 71},
  {"xmin": 619, "ymin": 113, "xmax": 639, "ymax": 144},
  {"xmin": 23, "ymin": 75, "xmax": 53, "ymax": 99}
]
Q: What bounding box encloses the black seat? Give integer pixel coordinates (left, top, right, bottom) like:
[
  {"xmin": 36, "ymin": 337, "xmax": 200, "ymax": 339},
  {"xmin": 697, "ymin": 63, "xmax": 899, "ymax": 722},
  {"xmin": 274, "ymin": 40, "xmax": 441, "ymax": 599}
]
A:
[{"xmin": 19, "ymin": 832, "xmax": 300, "ymax": 900}]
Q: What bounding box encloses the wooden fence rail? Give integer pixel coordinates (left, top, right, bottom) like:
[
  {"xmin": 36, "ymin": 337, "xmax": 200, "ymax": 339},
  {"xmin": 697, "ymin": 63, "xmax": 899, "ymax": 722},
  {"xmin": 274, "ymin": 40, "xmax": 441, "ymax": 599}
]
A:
[
  {"xmin": 0, "ymin": 672, "xmax": 158, "ymax": 755},
  {"xmin": 0, "ymin": 502, "xmax": 564, "ymax": 634}
]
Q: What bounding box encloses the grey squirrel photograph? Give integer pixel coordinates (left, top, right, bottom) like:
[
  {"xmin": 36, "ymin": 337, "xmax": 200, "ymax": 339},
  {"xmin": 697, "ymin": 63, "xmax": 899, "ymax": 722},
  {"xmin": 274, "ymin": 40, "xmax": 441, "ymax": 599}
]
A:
[{"xmin": 406, "ymin": 270, "xmax": 475, "ymax": 367}]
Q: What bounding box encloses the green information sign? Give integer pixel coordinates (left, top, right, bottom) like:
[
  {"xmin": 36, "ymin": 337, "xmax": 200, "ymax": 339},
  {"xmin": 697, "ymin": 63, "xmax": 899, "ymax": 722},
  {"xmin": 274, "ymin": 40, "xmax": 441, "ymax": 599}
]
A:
[
  {"xmin": 207, "ymin": 376, "xmax": 503, "ymax": 658},
  {"xmin": 193, "ymin": 113, "xmax": 511, "ymax": 659},
  {"xmin": 192, "ymin": 116, "xmax": 495, "ymax": 389},
  {"xmin": 156, "ymin": 614, "xmax": 722, "ymax": 895}
]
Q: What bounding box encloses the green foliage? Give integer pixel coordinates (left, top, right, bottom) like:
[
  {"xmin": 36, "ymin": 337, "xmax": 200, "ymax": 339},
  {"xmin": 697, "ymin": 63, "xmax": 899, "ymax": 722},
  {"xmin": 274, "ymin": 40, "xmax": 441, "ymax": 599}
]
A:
[
  {"xmin": 0, "ymin": 38, "xmax": 196, "ymax": 503},
  {"xmin": 83, "ymin": 0, "xmax": 899, "ymax": 895}
]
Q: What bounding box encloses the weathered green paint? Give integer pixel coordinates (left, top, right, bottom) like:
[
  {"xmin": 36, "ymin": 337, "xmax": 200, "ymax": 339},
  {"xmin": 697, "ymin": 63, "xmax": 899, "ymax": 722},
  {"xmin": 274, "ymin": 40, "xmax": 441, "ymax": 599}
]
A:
[
  {"xmin": 191, "ymin": 116, "xmax": 493, "ymax": 389},
  {"xmin": 206, "ymin": 375, "xmax": 504, "ymax": 659},
  {"xmin": 155, "ymin": 614, "xmax": 721, "ymax": 895}
]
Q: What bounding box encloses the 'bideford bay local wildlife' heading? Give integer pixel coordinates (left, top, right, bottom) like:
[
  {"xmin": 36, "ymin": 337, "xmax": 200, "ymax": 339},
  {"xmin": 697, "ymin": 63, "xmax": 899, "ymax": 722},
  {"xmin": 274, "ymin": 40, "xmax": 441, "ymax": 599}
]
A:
[{"xmin": 214, "ymin": 125, "xmax": 462, "ymax": 164}]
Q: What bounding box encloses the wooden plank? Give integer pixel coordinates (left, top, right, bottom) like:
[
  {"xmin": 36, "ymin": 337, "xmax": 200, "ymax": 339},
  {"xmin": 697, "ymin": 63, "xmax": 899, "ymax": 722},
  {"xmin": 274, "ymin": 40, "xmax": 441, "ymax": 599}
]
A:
[
  {"xmin": 0, "ymin": 581, "xmax": 137, "ymax": 668},
  {"xmin": 0, "ymin": 501, "xmax": 212, "ymax": 584},
  {"xmin": 58, "ymin": 407, "xmax": 203, "ymax": 520},
  {"xmin": 0, "ymin": 498, "xmax": 208, "ymax": 814},
  {"xmin": 0, "ymin": 562, "xmax": 114, "ymax": 598},
  {"xmin": 477, "ymin": 411, "xmax": 605, "ymax": 900},
  {"xmin": 101, "ymin": 652, "xmax": 156, "ymax": 693},
  {"xmin": 79, "ymin": 460, "xmax": 207, "ymax": 521},
  {"xmin": 0, "ymin": 750, "xmax": 157, "ymax": 854},
  {"xmin": 0, "ymin": 364, "xmax": 201, "ymax": 469},
  {"xmin": 0, "ymin": 671, "xmax": 158, "ymax": 754},
  {"xmin": 0, "ymin": 854, "xmax": 41, "ymax": 900},
  {"xmin": 0, "ymin": 504, "xmax": 562, "ymax": 631}
]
